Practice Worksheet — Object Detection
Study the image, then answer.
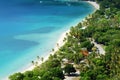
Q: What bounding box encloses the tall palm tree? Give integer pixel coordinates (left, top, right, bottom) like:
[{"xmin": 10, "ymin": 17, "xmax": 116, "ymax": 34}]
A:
[
  {"xmin": 41, "ymin": 57, "xmax": 44, "ymax": 62},
  {"xmin": 31, "ymin": 61, "xmax": 35, "ymax": 65},
  {"xmin": 37, "ymin": 56, "xmax": 40, "ymax": 61}
]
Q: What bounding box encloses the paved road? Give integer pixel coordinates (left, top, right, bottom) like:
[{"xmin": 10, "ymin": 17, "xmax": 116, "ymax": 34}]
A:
[
  {"xmin": 64, "ymin": 76, "xmax": 74, "ymax": 80},
  {"xmin": 64, "ymin": 71, "xmax": 80, "ymax": 80},
  {"xmin": 64, "ymin": 76, "xmax": 79, "ymax": 80},
  {"xmin": 91, "ymin": 39, "xmax": 105, "ymax": 55}
]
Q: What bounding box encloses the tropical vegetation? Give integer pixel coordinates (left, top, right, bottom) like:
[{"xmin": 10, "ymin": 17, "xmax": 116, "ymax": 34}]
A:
[{"xmin": 9, "ymin": 0, "xmax": 120, "ymax": 80}]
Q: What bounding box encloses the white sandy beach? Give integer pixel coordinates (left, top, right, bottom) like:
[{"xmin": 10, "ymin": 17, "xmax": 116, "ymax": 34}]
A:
[
  {"xmin": 5, "ymin": 1, "xmax": 99, "ymax": 80},
  {"xmin": 87, "ymin": 1, "xmax": 100, "ymax": 10},
  {"xmin": 21, "ymin": 1, "xmax": 100, "ymax": 73}
]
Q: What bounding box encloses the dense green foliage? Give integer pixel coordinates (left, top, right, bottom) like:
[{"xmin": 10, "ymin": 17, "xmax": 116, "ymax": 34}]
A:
[
  {"xmin": 9, "ymin": 58, "xmax": 64, "ymax": 80},
  {"xmin": 80, "ymin": 0, "xmax": 120, "ymax": 80},
  {"xmin": 64, "ymin": 64, "xmax": 76, "ymax": 75},
  {"xmin": 10, "ymin": 0, "xmax": 120, "ymax": 80}
]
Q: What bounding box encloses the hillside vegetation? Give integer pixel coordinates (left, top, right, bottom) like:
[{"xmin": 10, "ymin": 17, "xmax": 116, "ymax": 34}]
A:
[{"xmin": 9, "ymin": 0, "xmax": 120, "ymax": 80}]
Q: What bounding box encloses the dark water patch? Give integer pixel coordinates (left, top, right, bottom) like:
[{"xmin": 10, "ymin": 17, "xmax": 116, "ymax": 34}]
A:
[
  {"xmin": 0, "ymin": 37, "xmax": 38, "ymax": 51},
  {"xmin": 25, "ymin": 26, "xmax": 59, "ymax": 34}
]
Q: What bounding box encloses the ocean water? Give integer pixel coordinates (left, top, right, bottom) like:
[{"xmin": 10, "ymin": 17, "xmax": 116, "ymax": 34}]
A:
[{"xmin": 0, "ymin": 0, "xmax": 95, "ymax": 79}]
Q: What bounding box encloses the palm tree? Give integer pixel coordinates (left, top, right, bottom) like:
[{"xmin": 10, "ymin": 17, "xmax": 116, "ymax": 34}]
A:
[
  {"xmin": 31, "ymin": 61, "xmax": 35, "ymax": 65},
  {"xmin": 37, "ymin": 56, "xmax": 40, "ymax": 61},
  {"xmin": 52, "ymin": 48, "xmax": 54, "ymax": 52},
  {"xmin": 57, "ymin": 43, "xmax": 59, "ymax": 47},
  {"xmin": 35, "ymin": 61, "xmax": 38, "ymax": 66},
  {"xmin": 41, "ymin": 57, "xmax": 44, "ymax": 62}
]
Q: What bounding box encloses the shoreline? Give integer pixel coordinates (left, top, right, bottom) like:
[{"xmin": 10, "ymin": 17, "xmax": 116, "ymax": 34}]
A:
[
  {"xmin": 5, "ymin": 1, "xmax": 99, "ymax": 80},
  {"xmin": 87, "ymin": 1, "xmax": 100, "ymax": 10},
  {"xmin": 22, "ymin": 0, "xmax": 99, "ymax": 73},
  {"xmin": 20, "ymin": 30, "xmax": 70, "ymax": 73}
]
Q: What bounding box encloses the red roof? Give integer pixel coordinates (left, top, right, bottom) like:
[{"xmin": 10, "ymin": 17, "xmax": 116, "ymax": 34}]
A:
[{"xmin": 81, "ymin": 50, "xmax": 89, "ymax": 56}]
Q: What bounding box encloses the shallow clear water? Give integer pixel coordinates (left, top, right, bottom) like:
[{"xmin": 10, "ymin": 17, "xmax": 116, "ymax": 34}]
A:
[{"xmin": 0, "ymin": 0, "xmax": 95, "ymax": 79}]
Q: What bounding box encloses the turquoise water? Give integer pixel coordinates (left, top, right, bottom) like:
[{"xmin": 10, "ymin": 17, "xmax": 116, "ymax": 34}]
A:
[{"xmin": 0, "ymin": 0, "xmax": 95, "ymax": 79}]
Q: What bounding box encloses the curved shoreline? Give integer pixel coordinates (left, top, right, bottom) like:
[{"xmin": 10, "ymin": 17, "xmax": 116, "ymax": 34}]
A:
[
  {"xmin": 21, "ymin": 0, "xmax": 99, "ymax": 73},
  {"xmin": 87, "ymin": 1, "xmax": 100, "ymax": 10},
  {"xmin": 4, "ymin": 1, "xmax": 99, "ymax": 80}
]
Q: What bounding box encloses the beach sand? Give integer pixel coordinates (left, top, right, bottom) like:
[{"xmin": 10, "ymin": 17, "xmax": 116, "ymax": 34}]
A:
[{"xmin": 87, "ymin": 1, "xmax": 100, "ymax": 10}]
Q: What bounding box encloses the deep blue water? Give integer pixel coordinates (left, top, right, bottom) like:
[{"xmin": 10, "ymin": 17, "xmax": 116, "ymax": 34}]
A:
[{"xmin": 0, "ymin": 0, "xmax": 95, "ymax": 79}]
